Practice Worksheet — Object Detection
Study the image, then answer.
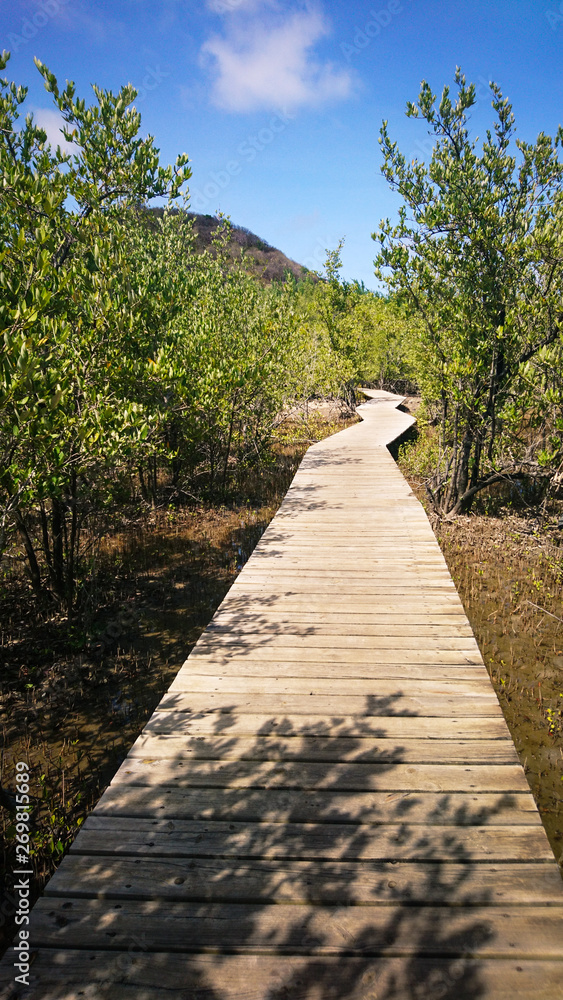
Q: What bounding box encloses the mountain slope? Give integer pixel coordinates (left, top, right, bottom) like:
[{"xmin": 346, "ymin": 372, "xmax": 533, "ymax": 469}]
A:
[
  {"xmin": 149, "ymin": 208, "xmax": 314, "ymax": 284},
  {"xmin": 188, "ymin": 212, "xmax": 314, "ymax": 283}
]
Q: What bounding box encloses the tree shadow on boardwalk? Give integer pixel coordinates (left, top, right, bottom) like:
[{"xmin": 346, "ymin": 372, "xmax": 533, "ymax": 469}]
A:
[{"xmin": 3, "ymin": 683, "xmax": 554, "ymax": 1000}]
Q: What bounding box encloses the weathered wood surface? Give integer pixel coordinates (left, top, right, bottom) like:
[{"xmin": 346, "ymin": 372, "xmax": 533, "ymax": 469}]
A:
[
  {"xmin": 2, "ymin": 390, "xmax": 562, "ymax": 999},
  {"xmin": 7, "ymin": 953, "xmax": 563, "ymax": 1000}
]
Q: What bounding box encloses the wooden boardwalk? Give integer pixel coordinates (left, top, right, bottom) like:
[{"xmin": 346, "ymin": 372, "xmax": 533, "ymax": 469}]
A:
[{"xmin": 2, "ymin": 391, "xmax": 563, "ymax": 999}]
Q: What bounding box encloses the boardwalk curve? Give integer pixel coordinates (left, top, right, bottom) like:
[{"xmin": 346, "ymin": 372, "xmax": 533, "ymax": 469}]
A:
[{"xmin": 1, "ymin": 391, "xmax": 562, "ymax": 999}]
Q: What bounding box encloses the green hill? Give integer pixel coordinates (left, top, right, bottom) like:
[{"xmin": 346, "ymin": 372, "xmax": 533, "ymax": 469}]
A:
[
  {"xmin": 188, "ymin": 213, "xmax": 314, "ymax": 283},
  {"xmin": 149, "ymin": 208, "xmax": 314, "ymax": 284}
]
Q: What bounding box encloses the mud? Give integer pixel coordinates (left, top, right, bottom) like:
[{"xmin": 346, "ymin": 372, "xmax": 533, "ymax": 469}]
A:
[{"xmin": 433, "ymin": 512, "xmax": 563, "ymax": 864}]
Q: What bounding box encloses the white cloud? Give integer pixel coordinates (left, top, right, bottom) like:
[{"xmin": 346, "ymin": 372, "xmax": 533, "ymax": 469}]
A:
[
  {"xmin": 31, "ymin": 108, "xmax": 76, "ymax": 155},
  {"xmin": 201, "ymin": 7, "xmax": 353, "ymax": 113}
]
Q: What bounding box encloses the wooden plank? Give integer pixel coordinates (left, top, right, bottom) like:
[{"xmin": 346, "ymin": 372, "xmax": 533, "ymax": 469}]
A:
[
  {"xmin": 210, "ymin": 612, "xmax": 474, "ymax": 628},
  {"xmin": 185, "ymin": 646, "xmax": 483, "ymax": 664},
  {"xmin": 168, "ymin": 663, "xmax": 488, "ymax": 682},
  {"xmin": 91, "ymin": 760, "xmax": 531, "ymax": 795},
  {"xmin": 165, "ymin": 677, "xmax": 493, "ymax": 696},
  {"xmin": 258, "ymin": 530, "xmax": 439, "ymax": 538},
  {"xmin": 259, "ymin": 532, "xmax": 440, "ymax": 541},
  {"xmin": 218, "ymin": 595, "xmax": 467, "ymax": 612},
  {"xmin": 256, "ymin": 534, "xmax": 443, "ymax": 543},
  {"xmin": 102, "ymin": 736, "xmax": 519, "ymax": 765},
  {"xmin": 237, "ymin": 574, "xmax": 456, "ymax": 586},
  {"xmin": 275, "ymin": 505, "xmax": 424, "ymax": 513},
  {"xmin": 284, "ymin": 485, "xmax": 417, "ymax": 490},
  {"xmin": 176, "ymin": 656, "xmax": 486, "ymax": 675},
  {"xmin": 29, "ymin": 899, "xmax": 563, "ymax": 957},
  {"xmin": 244, "ymin": 553, "xmax": 452, "ymax": 567},
  {"xmin": 217, "ymin": 604, "xmax": 472, "ymax": 619},
  {"xmin": 228, "ymin": 582, "xmax": 463, "ymax": 595},
  {"xmin": 244, "ymin": 556, "xmax": 452, "ymax": 570},
  {"xmin": 68, "ymin": 818, "xmax": 554, "ymax": 862},
  {"xmin": 278, "ymin": 499, "xmax": 407, "ymax": 508},
  {"xmin": 276, "ymin": 497, "xmax": 421, "ymax": 505},
  {"xmin": 228, "ymin": 589, "xmax": 467, "ymax": 606},
  {"xmin": 247, "ymin": 532, "xmax": 443, "ymax": 542},
  {"xmin": 254, "ymin": 547, "xmax": 440, "ymax": 556},
  {"xmin": 276, "ymin": 499, "xmax": 427, "ymax": 505},
  {"xmin": 273, "ymin": 504, "xmax": 428, "ymax": 510},
  {"xmin": 238, "ymin": 566, "xmax": 453, "ymax": 576},
  {"xmin": 251, "ymin": 558, "xmax": 447, "ymax": 568},
  {"xmin": 7, "ymin": 951, "xmax": 562, "ymax": 1000},
  {"xmin": 273, "ymin": 514, "xmax": 435, "ymax": 523},
  {"xmin": 285, "ymin": 483, "xmax": 415, "ymax": 488},
  {"xmin": 234, "ymin": 579, "xmax": 460, "ymax": 591},
  {"xmin": 41, "ymin": 857, "xmax": 560, "ymax": 904},
  {"xmin": 233, "ymin": 566, "xmax": 457, "ymax": 579},
  {"xmin": 158, "ymin": 676, "xmax": 494, "ymax": 700},
  {"xmin": 232, "ymin": 576, "xmax": 459, "ymax": 590},
  {"xmin": 195, "ymin": 633, "xmax": 481, "ymax": 652},
  {"xmin": 95, "ymin": 781, "xmax": 543, "ymax": 826},
  {"xmin": 129, "ymin": 714, "xmax": 512, "ymax": 740},
  {"xmin": 146, "ymin": 694, "xmax": 503, "ymax": 720},
  {"xmin": 234, "ymin": 577, "xmax": 458, "ymax": 589},
  {"xmin": 187, "ymin": 648, "xmax": 484, "ymax": 667},
  {"xmin": 207, "ymin": 620, "xmax": 475, "ymax": 636}
]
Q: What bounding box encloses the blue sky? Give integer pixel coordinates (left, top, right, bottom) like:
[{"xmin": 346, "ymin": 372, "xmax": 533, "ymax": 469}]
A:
[{"xmin": 2, "ymin": 0, "xmax": 563, "ymax": 287}]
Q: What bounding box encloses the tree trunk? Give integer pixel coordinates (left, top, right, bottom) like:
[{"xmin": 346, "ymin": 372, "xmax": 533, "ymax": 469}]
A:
[
  {"xmin": 221, "ymin": 400, "xmax": 238, "ymax": 493},
  {"xmin": 51, "ymin": 497, "xmax": 66, "ymax": 601},
  {"xmin": 66, "ymin": 470, "xmax": 78, "ymax": 616},
  {"xmin": 14, "ymin": 511, "xmax": 43, "ymax": 598}
]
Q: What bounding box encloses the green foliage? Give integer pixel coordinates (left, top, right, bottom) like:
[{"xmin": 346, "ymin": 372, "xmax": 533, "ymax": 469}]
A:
[
  {"xmin": 298, "ymin": 241, "xmax": 417, "ymax": 403},
  {"xmin": 373, "ymin": 68, "xmax": 563, "ymax": 515},
  {"xmin": 0, "ymin": 51, "xmax": 190, "ymax": 609},
  {"xmin": 136, "ymin": 214, "xmax": 305, "ymax": 493}
]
